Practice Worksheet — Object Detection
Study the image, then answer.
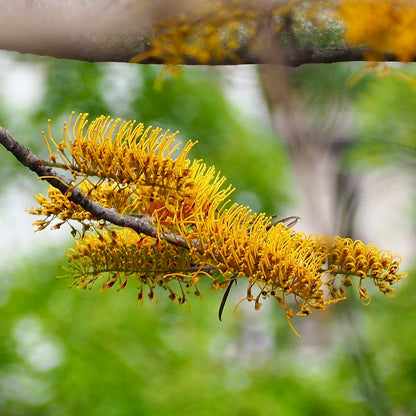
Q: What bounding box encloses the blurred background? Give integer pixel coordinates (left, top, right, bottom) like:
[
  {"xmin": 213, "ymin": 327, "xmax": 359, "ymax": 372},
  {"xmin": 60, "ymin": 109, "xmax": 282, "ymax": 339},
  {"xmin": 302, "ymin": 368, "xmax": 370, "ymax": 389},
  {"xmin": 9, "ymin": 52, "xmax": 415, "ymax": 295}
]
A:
[{"xmin": 0, "ymin": 50, "xmax": 415, "ymax": 415}]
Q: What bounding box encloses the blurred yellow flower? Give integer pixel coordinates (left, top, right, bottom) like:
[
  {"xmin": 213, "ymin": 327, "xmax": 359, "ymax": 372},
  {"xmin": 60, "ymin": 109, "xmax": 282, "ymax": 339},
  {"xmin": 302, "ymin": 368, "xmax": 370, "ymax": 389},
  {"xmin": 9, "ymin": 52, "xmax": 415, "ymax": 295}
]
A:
[{"xmin": 338, "ymin": 0, "xmax": 416, "ymax": 61}]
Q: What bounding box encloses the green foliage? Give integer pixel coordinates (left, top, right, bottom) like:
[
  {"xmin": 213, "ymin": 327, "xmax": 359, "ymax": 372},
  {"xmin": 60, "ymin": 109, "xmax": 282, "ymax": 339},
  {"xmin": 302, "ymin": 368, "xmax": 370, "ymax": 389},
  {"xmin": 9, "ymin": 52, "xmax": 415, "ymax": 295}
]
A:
[
  {"xmin": 32, "ymin": 59, "xmax": 111, "ymax": 122},
  {"xmin": 350, "ymin": 65, "xmax": 416, "ymax": 166},
  {"xmin": 293, "ymin": 62, "xmax": 368, "ymax": 104},
  {"xmin": 1, "ymin": 245, "xmax": 415, "ymax": 415}
]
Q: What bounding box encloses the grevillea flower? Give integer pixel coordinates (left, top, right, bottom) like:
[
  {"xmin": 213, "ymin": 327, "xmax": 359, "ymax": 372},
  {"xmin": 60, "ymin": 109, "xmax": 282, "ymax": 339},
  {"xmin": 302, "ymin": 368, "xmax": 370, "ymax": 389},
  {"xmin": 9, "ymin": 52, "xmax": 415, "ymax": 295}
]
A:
[
  {"xmin": 40, "ymin": 112, "xmax": 234, "ymax": 227},
  {"xmin": 29, "ymin": 113, "xmax": 407, "ymax": 334},
  {"xmin": 66, "ymin": 229, "xmax": 208, "ymax": 309},
  {"xmin": 338, "ymin": 0, "xmax": 416, "ymax": 61},
  {"xmin": 28, "ymin": 182, "xmax": 132, "ymax": 232}
]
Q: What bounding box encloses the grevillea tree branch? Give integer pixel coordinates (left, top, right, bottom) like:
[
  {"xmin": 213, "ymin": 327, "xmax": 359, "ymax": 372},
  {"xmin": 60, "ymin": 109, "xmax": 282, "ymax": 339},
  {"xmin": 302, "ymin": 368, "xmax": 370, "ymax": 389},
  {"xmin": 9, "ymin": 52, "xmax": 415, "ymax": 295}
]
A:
[
  {"xmin": 0, "ymin": 114, "xmax": 407, "ymax": 333},
  {"xmin": 0, "ymin": 0, "xmax": 410, "ymax": 66},
  {"xmin": 0, "ymin": 126, "xmax": 189, "ymax": 247}
]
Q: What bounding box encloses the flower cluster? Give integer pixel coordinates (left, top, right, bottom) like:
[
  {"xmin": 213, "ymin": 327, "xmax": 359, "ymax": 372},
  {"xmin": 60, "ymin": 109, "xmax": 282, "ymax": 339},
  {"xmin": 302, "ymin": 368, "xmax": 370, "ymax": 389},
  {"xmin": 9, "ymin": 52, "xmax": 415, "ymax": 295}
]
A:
[
  {"xmin": 40, "ymin": 112, "xmax": 233, "ymax": 228},
  {"xmin": 29, "ymin": 113, "xmax": 407, "ymax": 332},
  {"xmin": 338, "ymin": 0, "xmax": 416, "ymax": 61},
  {"xmin": 326, "ymin": 237, "xmax": 403, "ymax": 300},
  {"xmin": 27, "ymin": 182, "xmax": 132, "ymax": 232},
  {"xmin": 66, "ymin": 228, "xmax": 210, "ymax": 309},
  {"xmin": 180, "ymin": 201, "xmax": 406, "ymax": 330}
]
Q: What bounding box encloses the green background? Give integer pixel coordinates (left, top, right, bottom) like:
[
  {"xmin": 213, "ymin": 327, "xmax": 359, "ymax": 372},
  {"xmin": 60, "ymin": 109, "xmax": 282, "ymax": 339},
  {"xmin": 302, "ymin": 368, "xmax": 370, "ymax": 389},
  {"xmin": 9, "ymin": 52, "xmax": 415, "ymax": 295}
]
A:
[{"xmin": 0, "ymin": 53, "xmax": 414, "ymax": 415}]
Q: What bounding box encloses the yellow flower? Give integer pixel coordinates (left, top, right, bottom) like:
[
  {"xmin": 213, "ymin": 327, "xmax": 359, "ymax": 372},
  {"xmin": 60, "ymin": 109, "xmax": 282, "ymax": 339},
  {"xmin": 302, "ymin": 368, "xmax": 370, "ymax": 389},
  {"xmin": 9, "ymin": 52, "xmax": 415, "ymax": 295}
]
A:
[
  {"xmin": 66, "ymin": 228, "xmax": 208, "ymax": 309},
  {"xmin": 41, "ymin": 112, "xmax": 233, "ymax": 229},
  {"xmin": 338, "ymin": 0, "xmax": 416, "ymax": 61},
  {"xmin": 27, "ymin": 182, "xmax": 132, "ymax": 232},
  {"xmin": 326, "ymin": 237, "xmax": 405, "ymax": 301},
  {"xmin": 30, "ymin": 113, "xmax": 406, "ymax": 333},
  {"xmin": 183, "ymin": 201, "xmax": 406, "ymax": 329}
]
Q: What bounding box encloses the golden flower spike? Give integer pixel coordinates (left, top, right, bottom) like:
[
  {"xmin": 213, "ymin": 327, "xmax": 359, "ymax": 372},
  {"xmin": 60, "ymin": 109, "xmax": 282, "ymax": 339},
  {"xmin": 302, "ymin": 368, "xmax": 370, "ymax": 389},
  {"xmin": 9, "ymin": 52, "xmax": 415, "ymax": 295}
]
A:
[{"xmin": 27, "ymin": 113, "xmax": 407, "ymax": 334}]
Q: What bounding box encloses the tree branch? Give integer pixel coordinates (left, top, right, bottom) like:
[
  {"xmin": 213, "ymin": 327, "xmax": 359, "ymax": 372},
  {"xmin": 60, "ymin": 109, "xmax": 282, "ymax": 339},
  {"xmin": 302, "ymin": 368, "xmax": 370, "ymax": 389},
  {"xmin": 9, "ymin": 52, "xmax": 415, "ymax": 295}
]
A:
[
  {"xmin": 0, "ymin": 126, "xmax": 190, "ymax": 247},
  {"xmin": 0, "ymin": 0, "xmax": 392, "ymax": 66},
  {"xmin": 285, "ymin": 46, "xmax": 368, "ymax": 67}
]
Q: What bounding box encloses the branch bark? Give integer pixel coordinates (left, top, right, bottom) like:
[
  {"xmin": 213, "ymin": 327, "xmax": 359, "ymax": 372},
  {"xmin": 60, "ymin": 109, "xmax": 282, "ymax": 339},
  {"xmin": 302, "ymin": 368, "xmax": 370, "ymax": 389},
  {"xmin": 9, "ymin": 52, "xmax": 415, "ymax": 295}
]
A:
[{"xmin": 0, "ymin": 0, "xmax": 378, "ymax": 66}]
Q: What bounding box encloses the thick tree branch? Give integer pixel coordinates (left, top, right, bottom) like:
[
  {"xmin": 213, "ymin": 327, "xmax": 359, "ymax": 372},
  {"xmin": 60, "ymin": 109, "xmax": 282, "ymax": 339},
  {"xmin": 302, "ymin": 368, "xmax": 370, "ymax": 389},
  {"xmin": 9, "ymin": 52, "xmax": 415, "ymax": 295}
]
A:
[
  {"xmin": 0, "ymin": 0, "xmax": 388, "ymax": 66},
  {"xmin": 0, "ymin": 126, "xmax": 190, "ymax": 247},
  {"xmin": 285, "ymin": 46, "xmax": 368, "ymax": 67}
]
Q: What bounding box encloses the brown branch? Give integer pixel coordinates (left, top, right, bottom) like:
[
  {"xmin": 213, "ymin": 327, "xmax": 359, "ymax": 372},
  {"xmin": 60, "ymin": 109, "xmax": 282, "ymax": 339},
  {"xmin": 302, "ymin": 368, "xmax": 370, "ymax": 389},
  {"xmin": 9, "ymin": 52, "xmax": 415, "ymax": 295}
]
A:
[
  {"xmin": 285, "ymin": 46, "xmax": 369, "ymax": 67},
  {"xmin": 0, "ymin": 0, "xmax": 396, "ymax": 66},
  {"xmin": 0, "ymin": 126, "xmax": 189, "ymax": 248}
]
